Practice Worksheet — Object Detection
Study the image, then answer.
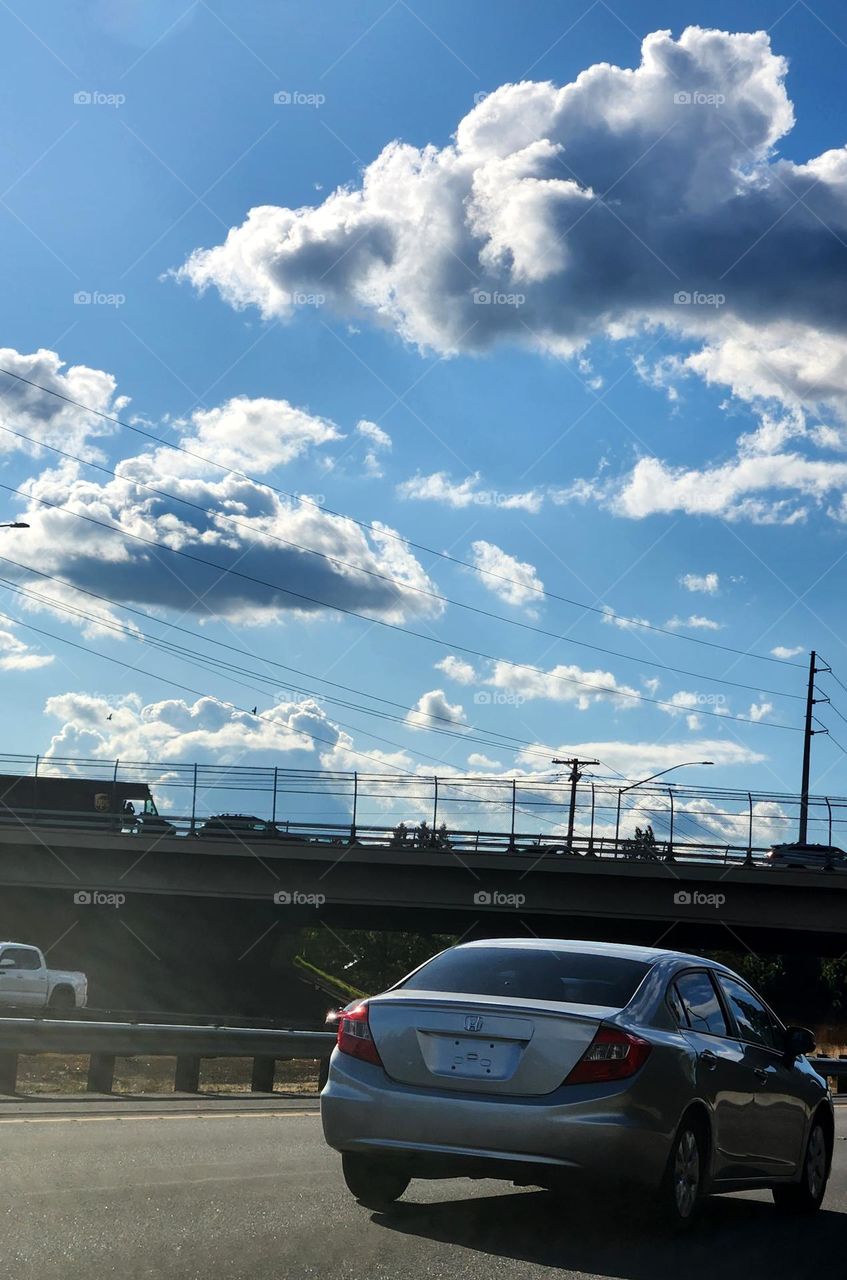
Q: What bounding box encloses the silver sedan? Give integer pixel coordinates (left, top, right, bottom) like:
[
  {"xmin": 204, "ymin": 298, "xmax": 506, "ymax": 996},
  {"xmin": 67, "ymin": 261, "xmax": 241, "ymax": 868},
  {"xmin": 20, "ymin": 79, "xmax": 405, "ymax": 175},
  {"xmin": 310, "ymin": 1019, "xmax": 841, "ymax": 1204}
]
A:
[{"xmin": 321, "ymin": 939, "xmax": 833, "ymax": 1228}]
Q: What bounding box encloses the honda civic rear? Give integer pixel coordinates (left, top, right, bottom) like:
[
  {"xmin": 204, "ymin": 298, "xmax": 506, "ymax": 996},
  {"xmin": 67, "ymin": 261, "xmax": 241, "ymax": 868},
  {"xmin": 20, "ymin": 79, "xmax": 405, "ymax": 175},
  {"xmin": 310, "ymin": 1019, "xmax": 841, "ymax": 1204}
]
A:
[{"xmin": 321, "ymin": 940, "xmax": 682, "ymax": 1198}]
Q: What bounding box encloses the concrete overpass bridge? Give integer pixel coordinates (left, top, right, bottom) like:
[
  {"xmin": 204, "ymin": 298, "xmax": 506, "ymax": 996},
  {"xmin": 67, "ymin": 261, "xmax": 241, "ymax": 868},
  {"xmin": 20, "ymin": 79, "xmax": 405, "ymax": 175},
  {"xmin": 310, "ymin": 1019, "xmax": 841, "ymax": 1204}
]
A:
[
  {"xmin": 2, "ymin": 756, "xmax": 846, "ymax": 1012},
  {"xmin": 1, "ymin": 824, "xmax": 844, "ymax": 956}
]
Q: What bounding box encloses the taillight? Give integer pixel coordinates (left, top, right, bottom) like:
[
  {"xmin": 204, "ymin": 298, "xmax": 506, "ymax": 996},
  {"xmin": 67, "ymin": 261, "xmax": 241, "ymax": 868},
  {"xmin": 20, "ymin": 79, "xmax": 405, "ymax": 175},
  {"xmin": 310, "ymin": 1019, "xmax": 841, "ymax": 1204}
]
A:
[
  {"xmin": 336, "ymin": 1003, "xmax": 382, "ymax": 1067},
  {"xmin": 564, "ymin": 1025, "xmax": 651, "ymax": 1085}
]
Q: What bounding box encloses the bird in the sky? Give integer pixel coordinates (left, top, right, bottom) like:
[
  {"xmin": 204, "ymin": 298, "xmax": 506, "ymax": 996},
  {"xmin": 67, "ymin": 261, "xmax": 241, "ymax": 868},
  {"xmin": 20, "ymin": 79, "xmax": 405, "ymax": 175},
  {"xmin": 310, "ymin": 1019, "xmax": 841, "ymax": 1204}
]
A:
[{"xmin": 251, "ymin": 706, "xmax": 258, "ymax": 715}]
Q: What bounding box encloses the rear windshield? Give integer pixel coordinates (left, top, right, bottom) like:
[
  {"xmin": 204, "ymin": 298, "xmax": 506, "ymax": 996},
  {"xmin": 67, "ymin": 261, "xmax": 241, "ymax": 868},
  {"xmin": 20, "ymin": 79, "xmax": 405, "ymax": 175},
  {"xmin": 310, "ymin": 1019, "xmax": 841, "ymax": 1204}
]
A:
[{"xmin": 400, "ymin": 947, "xmax": 650, "ymax": 1008}]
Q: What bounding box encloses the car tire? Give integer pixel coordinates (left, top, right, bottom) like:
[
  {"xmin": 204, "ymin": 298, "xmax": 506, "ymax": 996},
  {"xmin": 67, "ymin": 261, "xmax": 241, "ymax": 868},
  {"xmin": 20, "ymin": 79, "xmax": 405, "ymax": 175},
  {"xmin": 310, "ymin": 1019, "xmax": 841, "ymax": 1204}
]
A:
[
  {"xmin": 341, "ymin": 1153, "xmax": 410, "ymax": 1211},
  {"xmin": 659, "ymin": 1118, "xmax": 705, "ymax": 1230},
  {"xmin": 48, "ymin": 987, "xmax": 75, "ymax": 1012},
  {"xmin": 773, "ymin": 1119, "xmax": 829, "ymax": 1215}
]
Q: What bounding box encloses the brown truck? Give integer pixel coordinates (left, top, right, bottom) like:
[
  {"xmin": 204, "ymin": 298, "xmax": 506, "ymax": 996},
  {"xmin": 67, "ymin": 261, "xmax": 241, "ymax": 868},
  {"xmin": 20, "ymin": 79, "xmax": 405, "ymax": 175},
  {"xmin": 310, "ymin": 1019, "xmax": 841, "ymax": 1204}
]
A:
[{"xmin": 0, "ymin": 774, "xmax": 175, "ymax": 835}]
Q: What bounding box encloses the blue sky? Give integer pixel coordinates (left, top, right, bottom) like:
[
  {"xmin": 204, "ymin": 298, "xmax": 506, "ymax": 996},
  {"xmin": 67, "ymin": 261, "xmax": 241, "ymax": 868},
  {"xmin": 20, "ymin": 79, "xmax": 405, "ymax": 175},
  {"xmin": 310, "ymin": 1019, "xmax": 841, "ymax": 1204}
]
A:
[{"xmin": 2, "ymin": 1, "xmax": 847, "ymax": 829}]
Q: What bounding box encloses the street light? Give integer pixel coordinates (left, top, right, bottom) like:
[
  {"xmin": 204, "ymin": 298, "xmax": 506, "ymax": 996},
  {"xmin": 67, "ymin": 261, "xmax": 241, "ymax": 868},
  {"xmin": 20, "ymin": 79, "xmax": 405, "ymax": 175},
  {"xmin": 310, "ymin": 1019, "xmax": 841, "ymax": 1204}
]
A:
[
  {"xmin": 0, "ymin": 522, "xmax": 28, "ymax": 529},
  {"xmin": 618, "ymin": 760, "xmax": 715, "ymax": 796},
  {"xmin": 614, "ymin": 760, "xmax": 714, "ymax": 851}
]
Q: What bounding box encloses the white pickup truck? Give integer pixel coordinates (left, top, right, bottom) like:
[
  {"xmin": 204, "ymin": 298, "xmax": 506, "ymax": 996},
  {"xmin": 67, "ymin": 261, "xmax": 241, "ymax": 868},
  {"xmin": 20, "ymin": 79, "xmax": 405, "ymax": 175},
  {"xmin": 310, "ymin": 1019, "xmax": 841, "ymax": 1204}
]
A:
[{"xmin": 0, "ymin": 942, "xmax": 88, "ymax": 1011}]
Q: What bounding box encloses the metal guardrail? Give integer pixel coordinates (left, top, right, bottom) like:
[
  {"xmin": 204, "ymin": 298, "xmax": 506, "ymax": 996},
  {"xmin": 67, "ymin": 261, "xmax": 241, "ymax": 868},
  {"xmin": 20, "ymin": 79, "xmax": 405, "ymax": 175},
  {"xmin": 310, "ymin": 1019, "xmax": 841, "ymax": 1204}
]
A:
[
  {"xmin": 0, "ymin": 807, "xmax": 782, "ymax": 867},
  {"xmin": 0, "ymin": 1016, "xmax": 842, "ymax": 1097},
  {"xmin": 35, "ymin": 1007, "xmax": 327, "ymax": 1031},
  {"xmin": 0, "ymin": 1017, "xmax": 335, "ymax": 1095},
  {"xmin": 810, "ymin": 1056, "xmax": 847, "ymax": 1085}
]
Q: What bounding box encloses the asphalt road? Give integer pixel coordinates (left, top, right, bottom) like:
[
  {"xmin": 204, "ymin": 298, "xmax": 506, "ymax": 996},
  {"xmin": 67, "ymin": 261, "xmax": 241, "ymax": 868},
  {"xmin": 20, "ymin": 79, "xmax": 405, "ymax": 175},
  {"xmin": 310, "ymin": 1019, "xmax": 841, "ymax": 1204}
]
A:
[{"xmin": 2, "ymin": 1104, "xmax": 846, "ymax": 1280}]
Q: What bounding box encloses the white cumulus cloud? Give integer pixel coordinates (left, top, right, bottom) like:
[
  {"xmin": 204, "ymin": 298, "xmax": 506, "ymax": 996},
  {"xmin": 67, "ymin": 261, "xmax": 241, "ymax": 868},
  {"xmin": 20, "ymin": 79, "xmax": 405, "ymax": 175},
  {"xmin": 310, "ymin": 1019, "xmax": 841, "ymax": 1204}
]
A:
[
  {"xmin": 4, "ymin": 365, "xmax": 441, "ymax": 628},
  {"xmin": 43, "ymin": 691, "xmax": 343, "ymax": 763},
  {"xmin": 173, "ymin": 26, "xmax": 847, "ymax": 415},
  {"xmin": 666, "ymin": 615, "xmax": 723, "ymax": 631},
  {"xmin": 0, "ymin": 625, "xmax": 54, "ymax": 671},
  {"xmin": 435, "ymin": 655, "xmax": 477, "ymax": 685},
  {"xmin": 397, "ymin": 471, "xmax": 543, "ymax": 513},
  {"xmin": 486, "ymin": 661, "xmax": 640, "ymax": 711},
  {"xmin": 469, "ymin": 539, "xmax": 544, "ymax": 610},
  {"xmin": 0, "ymin": 347, "xmax": 127, "ymax": 459},
  {"xmin": 679, "ymin": 572, "xmax": 719, "ymax": 594},
  {"xmin": 405, "ymin": 688, "xmax": 468, "ymax": 732}
]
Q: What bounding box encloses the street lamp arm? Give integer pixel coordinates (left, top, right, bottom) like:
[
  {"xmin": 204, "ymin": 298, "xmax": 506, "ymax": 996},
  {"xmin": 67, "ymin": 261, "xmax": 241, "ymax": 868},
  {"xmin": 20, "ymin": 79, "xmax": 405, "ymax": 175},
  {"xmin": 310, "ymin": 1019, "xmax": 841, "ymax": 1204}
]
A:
[{"xmin": 619, "ymin": 760, "xmax": 714, "ymax": 795}]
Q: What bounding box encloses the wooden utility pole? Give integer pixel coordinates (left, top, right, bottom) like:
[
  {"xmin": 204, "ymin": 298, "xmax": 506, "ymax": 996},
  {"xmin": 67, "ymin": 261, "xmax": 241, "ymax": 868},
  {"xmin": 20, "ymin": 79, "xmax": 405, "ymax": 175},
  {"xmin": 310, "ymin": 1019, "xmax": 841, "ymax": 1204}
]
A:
[{"xmin": 552, "ymin": 757, "xmax": 599, "ymax": 849}]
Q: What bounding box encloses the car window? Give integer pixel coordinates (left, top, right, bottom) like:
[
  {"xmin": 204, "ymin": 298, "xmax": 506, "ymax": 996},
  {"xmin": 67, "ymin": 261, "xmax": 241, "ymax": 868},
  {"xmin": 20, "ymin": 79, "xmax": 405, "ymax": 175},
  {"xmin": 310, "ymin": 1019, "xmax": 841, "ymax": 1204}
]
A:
[
  {"xmin": 717, "ymin": 976, "xmax": 782, "ymax": 1050},
  {"xmin": 667, "ymin": 982, "xmax": 689, "ymax": 1027},
  {"xmin": 400, "ymin": 947, "xmax": 651, "ymax": 1007},
  {"xmin": 0, "ymin": 947, "xmax": 40, "ymax": 970},
  {"xmin": 675, "ymin": 971, "xmax": 728, "ymax": 1036}
]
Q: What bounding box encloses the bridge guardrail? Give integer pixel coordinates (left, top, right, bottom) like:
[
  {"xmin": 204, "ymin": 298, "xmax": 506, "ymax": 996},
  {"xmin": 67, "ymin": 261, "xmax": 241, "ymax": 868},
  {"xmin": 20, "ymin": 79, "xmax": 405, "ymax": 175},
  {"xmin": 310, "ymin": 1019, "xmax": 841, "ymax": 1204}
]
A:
[
  {"xmin": 3, "ymin": 751, "xmax": 847, "ymax": 862},
  {"xmin": 0, "ymin": 1016, "xmax": 335, "ymax": 1096}
]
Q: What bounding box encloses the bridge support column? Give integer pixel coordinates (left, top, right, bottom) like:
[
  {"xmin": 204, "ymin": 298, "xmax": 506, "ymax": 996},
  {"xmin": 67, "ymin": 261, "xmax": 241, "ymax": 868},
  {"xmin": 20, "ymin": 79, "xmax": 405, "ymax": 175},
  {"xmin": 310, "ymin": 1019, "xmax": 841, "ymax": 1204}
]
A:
[
  {"xmin": 0, "ymin": 1052, "xmax": 18, "ymax": 1094},
  {"xmin": 87, "ymin": 1052, "xmax": 116, "ymax": 1093},
  {"xmin": 251, "ymin": 1056, "xmax": 276, "ymax": 1092},
  {"xmin": 175, "ymin": 1055, "xmax": 201, "ymax": 1093}
]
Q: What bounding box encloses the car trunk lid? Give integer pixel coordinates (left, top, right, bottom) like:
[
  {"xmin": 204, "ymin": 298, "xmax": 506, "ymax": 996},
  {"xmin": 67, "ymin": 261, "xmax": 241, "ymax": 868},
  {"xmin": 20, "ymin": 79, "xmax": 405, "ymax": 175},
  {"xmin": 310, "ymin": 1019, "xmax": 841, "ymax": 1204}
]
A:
[{"xmin": 366, "ymin": 990, "xmax": 616, "ymax": 1096}]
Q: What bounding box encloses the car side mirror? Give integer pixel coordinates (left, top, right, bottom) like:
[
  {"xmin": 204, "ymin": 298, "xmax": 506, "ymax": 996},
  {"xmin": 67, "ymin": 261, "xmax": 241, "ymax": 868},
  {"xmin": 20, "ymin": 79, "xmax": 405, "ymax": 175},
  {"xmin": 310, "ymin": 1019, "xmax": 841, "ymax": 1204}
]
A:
[{"xmin": 784, "ymin": 1025, "xmax": 816, "ymax": 1061}]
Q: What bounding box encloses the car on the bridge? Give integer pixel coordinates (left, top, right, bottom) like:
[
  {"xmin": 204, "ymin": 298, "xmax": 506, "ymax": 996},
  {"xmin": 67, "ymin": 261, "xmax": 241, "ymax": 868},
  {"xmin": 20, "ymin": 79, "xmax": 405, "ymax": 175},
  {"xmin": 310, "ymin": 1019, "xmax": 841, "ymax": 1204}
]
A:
[
  {"xmin": 195, "ymin": 814, "xmax": 304, "ymax": 841},
  {"xmin": 321, "ymin": 938, "xmax": 833, "ymax": 1229},
  {"xmin": 0, "ymin": 942, "xmax": 88, "ymax": 1011},
  {"xmin": 766, "ymin": 842, "xmax": 847, "ymax": 870}
]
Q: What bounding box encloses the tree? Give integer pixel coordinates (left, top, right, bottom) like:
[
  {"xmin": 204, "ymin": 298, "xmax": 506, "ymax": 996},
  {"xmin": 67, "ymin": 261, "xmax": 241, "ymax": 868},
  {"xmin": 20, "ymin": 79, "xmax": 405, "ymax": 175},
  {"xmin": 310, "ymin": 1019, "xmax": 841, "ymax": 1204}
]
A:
[{"xmin": 622, "ymin": 824, "xmax": 660, "ymax": 860}]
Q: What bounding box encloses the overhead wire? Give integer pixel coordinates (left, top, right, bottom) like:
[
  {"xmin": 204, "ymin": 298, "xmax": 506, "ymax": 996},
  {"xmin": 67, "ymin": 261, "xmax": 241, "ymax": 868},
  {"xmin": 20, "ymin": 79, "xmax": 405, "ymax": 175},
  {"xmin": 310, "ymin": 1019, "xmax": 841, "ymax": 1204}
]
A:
[
  {"xmin": 0, "ymin": 481, "xmax": 802, "ymax": 731},
  {"xmin": 0, "ymin": 422, "xmax": 806, "ymax": 704},
  {"xmin": 0, "ymin": 365, "xmax": 807, "ymax": 670},
  {"xmin": 0, "ymin": 573, "xmax": 578, "ymax": 765}
]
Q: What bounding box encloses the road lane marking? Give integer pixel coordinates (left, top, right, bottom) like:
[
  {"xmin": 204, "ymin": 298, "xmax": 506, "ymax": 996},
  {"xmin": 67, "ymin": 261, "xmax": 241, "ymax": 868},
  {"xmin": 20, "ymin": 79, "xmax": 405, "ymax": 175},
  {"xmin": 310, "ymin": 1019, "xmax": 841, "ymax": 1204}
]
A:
[{"xmin": 0, "ymin": 1108, "xmax": 320, "ymax": 1125}]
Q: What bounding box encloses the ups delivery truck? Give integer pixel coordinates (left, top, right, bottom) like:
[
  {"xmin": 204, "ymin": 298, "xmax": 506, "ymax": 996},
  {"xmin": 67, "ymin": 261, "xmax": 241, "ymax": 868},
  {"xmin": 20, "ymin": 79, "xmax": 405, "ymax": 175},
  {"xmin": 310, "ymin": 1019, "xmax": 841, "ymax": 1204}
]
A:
[{"xmin": 0, "ymin": 774, "xmax": 175, "ymax": 834}]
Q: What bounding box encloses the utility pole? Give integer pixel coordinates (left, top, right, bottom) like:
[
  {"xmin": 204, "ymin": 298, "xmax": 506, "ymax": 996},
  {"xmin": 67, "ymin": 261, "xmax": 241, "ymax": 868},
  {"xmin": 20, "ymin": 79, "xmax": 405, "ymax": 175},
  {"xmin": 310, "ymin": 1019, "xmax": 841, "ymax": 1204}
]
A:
[
  {"xmin": 798, "ymin": 650, "xmax": 830, "ymax": 844},
  {"xmin": 552, "ymin": 757, "xmax": 599, "ymax": 849}
]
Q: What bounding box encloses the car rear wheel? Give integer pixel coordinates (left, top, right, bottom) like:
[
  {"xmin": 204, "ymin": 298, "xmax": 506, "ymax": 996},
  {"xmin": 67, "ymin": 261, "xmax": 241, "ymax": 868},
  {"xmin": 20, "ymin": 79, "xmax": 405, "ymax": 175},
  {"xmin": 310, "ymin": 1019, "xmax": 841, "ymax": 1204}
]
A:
[
  {"xmin": 659, "ymin": 1119, "xmax": 704, "ymax": 1230},
  {"xmin": 341, "ymin": 1153, "xmax": 410, "ymax": 1211},
  {"xmin": 48, "ymin": 987, "xmax": 75, "ymax": 1011},
  {"xmin": 773, "ymin": 1120, "xmax": 829, "ymax": 1215}
]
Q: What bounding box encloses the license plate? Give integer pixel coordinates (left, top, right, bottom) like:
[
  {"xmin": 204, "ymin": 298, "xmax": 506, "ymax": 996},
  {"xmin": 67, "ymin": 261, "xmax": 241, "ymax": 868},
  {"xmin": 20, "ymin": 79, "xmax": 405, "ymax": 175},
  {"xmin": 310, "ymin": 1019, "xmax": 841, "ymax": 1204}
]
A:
[{"xmin": 422, "ymin": 1032, "xmax": 521, "ymax": 1080}]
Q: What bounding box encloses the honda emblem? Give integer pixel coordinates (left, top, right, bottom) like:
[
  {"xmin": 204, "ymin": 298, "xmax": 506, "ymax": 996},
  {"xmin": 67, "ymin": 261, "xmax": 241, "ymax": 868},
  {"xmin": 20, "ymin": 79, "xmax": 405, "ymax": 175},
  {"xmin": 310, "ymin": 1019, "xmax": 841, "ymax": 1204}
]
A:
[{"xmin": 464, "ymin": 1015, "xmax": 484, "ymax": 1032}]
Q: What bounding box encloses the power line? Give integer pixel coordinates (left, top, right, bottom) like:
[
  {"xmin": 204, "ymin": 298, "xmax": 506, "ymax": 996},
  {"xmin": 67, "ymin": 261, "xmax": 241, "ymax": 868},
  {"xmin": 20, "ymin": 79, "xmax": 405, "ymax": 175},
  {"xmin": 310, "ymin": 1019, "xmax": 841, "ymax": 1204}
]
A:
[
  {"xmin": 813, "ymin": 716, "xmax": 847, "ymax": 760},
  {"xmin": 0, "ymin": 605, "xmax": 430, "ymax": 776},
  {"xmin": 0, "ymin": 602, "xmax": 638, "ymax": 833},
  {"xmin": 822, "ymin": 699, "xmax": 847, "ymax": 730},
  {"xmin": 0, "ymin": 365, "xmax": 806, "ymax": 670},
  {"xmin": 0, "ymin": 421, "xmax": 804, "ymax": 704},
  {"xmin": 0, "ymin": 481, "xmax": 801, "ymax": 732},
  {"xmin": 0, "ymin": 558, "xmax": 551, "ymax": 749},
  {"xmin": 0, "ymin": 574, "xmax": 576, "ymax": 765}
]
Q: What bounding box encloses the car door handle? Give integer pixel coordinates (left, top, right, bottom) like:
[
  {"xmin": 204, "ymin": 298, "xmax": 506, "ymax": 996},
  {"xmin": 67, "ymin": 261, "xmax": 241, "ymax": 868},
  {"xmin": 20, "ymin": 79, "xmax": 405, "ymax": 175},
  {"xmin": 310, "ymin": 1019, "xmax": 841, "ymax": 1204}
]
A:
[{"xmin": 699, "ymin": 1050, "xmax": 718, "ymax": 1071}]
